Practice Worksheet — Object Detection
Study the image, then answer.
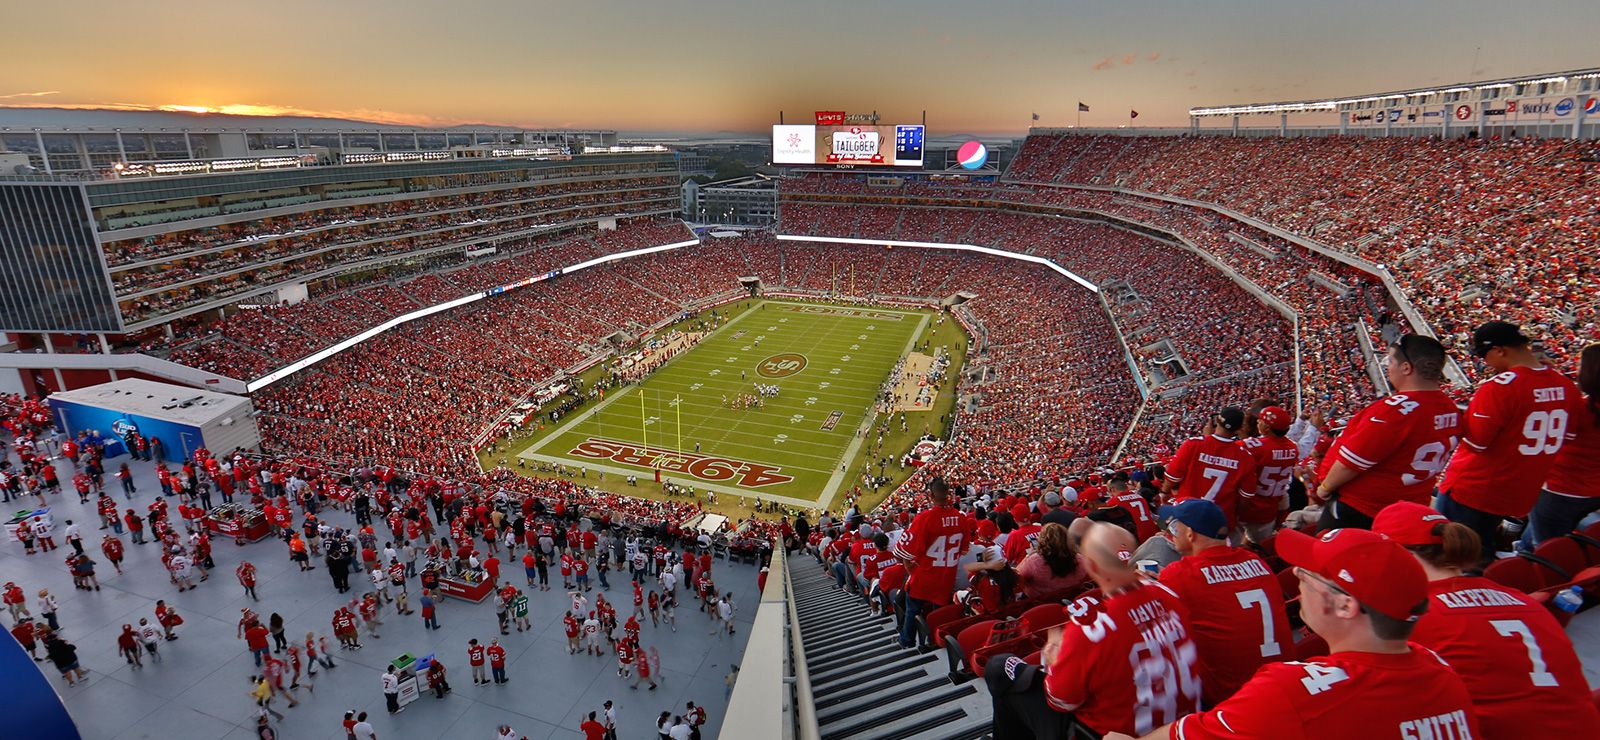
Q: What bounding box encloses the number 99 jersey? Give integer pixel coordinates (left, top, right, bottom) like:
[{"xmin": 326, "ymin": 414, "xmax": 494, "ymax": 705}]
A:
[
  {"xmin": 1441, "ymin": 365, "xmax": 1583, "ymax": 518},
  {"xmin": 1319, "ymin": 389, "xmax": 1460, "ymax": 518}
]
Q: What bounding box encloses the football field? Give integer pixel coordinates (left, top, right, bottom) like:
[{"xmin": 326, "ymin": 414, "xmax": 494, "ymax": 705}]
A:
[{"xmin": 520, "ymin": 300, "xmax": 930, "ymax": 509}]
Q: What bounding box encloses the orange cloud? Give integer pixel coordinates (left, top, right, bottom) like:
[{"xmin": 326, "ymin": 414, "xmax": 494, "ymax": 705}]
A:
[
  {"xmin": 0, "ymin": 90, "xmax": 61, "ymax": 99},
  {"xmin": 0, "ymin": 100, "xmax": 520, "ymax": 128},
  {"xmin": 1092, "ymin": 57, "xmax": 1116, "ymax": 71},
  {"xmin": 1122, "ymin": 54, "xmax": 1136, "ymax": 65},
  {"xmin": 1146, "ymin": 52, "xmax": 1161, "ymax": 62}
]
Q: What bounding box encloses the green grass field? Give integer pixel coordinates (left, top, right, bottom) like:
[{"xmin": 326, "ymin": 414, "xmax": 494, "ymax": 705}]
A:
[{"xmin": 518, "ymin": 300, "xmax": 930, "ymax": 508}]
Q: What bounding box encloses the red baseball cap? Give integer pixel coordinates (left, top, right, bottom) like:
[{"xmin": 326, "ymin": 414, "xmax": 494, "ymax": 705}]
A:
[
  {"xmin": 1371, "ymin": 502, "xmax": 1450, "ymax": 546},
  {"xmin": 1276, "ymin": 527, "xmax": 1428, "ymax": 622},
  {"xmin": 1258, "ymin": 406, "xmax": 1293, "ymax": 433}
]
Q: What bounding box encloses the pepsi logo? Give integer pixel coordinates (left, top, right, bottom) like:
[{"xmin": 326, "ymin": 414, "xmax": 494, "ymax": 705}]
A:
[{"xmin": 957, "ymin": 141, "xmax": 988, "ymax": 170}]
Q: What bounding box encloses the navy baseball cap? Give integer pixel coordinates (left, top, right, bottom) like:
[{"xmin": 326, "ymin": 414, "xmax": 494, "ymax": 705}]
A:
[{"xmin": 1158, "ymin": 499, "xmax": 1229, "ymax": 540}]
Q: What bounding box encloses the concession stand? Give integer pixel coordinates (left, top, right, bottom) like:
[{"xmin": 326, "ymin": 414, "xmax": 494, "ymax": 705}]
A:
[
  {"xmin": 424, "ymin": 560, "xmax": 494, "ymax": 603},
  {"xmin": 5, "ymin": 508, "xmax": 48, "ymax": 543},
  {"xmin": 205, "ymin": 503, "xmax": 271, "ymax": 542}
]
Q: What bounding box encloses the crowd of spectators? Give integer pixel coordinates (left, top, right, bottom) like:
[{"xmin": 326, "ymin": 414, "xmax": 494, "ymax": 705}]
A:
[
  {"xmin": 1005, "ymin": 133, "xmax": 1599, "ymax": 377},
  {"xmin": 154, "ymin": 220, "xmax": 692, "ymax": 380}
]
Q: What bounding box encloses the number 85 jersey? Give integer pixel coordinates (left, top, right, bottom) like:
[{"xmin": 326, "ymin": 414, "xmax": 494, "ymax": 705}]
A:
[{"xmin": 1319, "ymin": 389, "xmax": 1460, "ymax": 518}]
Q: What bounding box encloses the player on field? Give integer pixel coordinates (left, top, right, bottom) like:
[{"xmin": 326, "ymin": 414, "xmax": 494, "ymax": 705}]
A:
[
  {"xmin": 1315, "ymin": 335, "xmax": 1460, "ymax": 530},
  {"xmin": 986, "ymin": 522, "xmax": 1201, "ymax": 738},
  {"xmin": 1234, "ymin": 406, "xmax": 1300, "ymax": 542},
  {"xmin": 1106, "ymin": 527, "xmax": 1480, "ymax": 740},
  {"xmin": 890, "ymin": 477, "xmax": 974, "ymax": 649},
  {"xmin": 1163, "ymin": 407, "xmax": 1254, "ymax": 530},
  {"xmin": 1373, "ymin": 501, "xmax": 1599, "ymax": 738},
  {"xmin": 1438, "ymin": 322, "xmax": 1585, "ymax": 553},
  {"xmin": 1155, "ymin": 499, "xmax": 1291, "ymax": 707}
]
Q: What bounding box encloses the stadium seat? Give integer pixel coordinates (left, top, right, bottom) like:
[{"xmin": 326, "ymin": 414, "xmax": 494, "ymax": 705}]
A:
[
  {"xmin": 1276, "ymin": 567, "xmax": 1300, "ymax": 599},
  {"xmin": 1483, "ymin": 555, "xmax": 1545, "ymax": 594},
  {"xmin": 945, "ymin": 620, "xmax": 998, "ymax": 680},
  {"xmin": 920, "ymin": 603, "xmax": 966, "ymax": 652},
  {"xmin": 1019, "ymin": 603, "xmax": 1067, "ymax": 634},
  {"xmin": 1534, "ymin": 537, "xmax": 1588, "ymax": 578},
  {"xmin": 1566, "ymin": 529, "xmax": 1600, "ymax": 565}
]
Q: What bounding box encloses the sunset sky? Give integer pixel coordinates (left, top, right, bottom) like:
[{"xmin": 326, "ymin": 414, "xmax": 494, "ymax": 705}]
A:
[{"xmin": 3, "ymin": 0, "xmax": 1598, "ymax": 135}]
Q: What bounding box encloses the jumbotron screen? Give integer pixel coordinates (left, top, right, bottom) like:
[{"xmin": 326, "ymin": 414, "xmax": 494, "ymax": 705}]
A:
[{"xmin": 772, "ymin": 124, "xmax": 925, "ymax": 167}]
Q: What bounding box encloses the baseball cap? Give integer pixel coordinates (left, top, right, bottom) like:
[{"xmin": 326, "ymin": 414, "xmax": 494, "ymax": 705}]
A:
[
  {"xmin": 1041, "ymin": 492, "xmax": 1063, "ymax": 508},
  {"xmin": 1370, "ymin": 501, "xmax": 1449, "ymax": 546},
  {"xmin": 1276, "ymin": 528, "xmax": 1428, "ymax": 622},
  {"xmin": 1471, "ymin": 321, "xmax": 1529, "ymax": 358},
  {"xmin": 1157, "ymin": 499, "xmax": 1229, "ymax": 540},
  {"xmin": 1257, "ymin": 406, "xmax": 1292, "ymax": 433},
  {"xmin": 1216, "ymin": 407, "xmax": 1246, "ymax": 432}
]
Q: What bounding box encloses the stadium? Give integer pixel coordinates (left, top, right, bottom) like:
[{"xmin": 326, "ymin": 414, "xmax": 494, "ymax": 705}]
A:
[{"xmin": 1, "ymin": 52, "xmax": 1599, "ymax": 740}]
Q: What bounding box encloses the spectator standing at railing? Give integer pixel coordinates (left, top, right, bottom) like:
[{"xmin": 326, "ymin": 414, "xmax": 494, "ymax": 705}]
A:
[
  {"xmin": 1314, "ymin": 335, "xmax": 1459, "ymax": 531},
  {"xmin": 1437, "ymin": 322, "xmax": 1584, "ymax": 555}
]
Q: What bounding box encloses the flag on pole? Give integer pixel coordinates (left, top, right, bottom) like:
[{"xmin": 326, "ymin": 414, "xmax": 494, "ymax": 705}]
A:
[
  {"xmin": 1130, "ymin": 110, "xmax": 1139, "ymax": 119},
  {"xmin": 1031, "ymin": 112, "xmax": 1040, "ymax": 121},
  {"xmin": 1077, "ymin": 102, "xmax": 1090, "ymax": 112}
]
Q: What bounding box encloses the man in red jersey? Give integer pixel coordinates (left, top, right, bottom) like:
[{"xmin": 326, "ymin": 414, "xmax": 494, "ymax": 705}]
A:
[
  {"xmin": 1374, "ymin": 501, "xmax": 1598, "ymax": 739},
  {"xmin": 1104, "ymin": 473, "xmax": 1157, "ymax": 543},
  {"xmin": 1439, "ymin": 322, "xmax": 1585, "ymax": 553},
  {"xmin": 1106, "ymin": 527, "xmax": 1480, "ymax": 740},
  {"xmin": 1163, "ymin": 407, "xmax": 1254, "ymax": 530},
  {"xmin": 1155, "ymin": 499, "xmax": 1290, "ymax": 707},
  {"xmin": 1316, "ymin": 335, "xmax": 1460, "ymax": 530},
  {"xmin": 891, "ymin": 477, "xmax": 974, "ymax": 648},
  {"xmin": 1235, "ymin": 406, "xmax": 1301, "ymax": 543},
  {"xmin": 1531, "ymin": 344, "xmax": 1600, "ymax": 543},
  {"xmin": 986, "ymin": 522, "xmax": 1201, "ymax": 739}
]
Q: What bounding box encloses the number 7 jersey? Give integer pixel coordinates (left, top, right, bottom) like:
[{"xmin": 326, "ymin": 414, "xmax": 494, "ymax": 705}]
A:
[{"xmin": 1319, "ymin": 389, "xmax": 1460, "ymax": 518}]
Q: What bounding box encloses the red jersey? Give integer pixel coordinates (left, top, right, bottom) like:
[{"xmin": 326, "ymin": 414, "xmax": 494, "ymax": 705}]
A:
[
  {"xmin": 332, "ymin": 611, "xmax": 356, "ymax": 633},
  {"xmin": 1164, "ymin": 435, "xmax": 1254, "ymax": 526},
  {"xmin": 617, "ymin": 640, "xmax": 635, "ymax": 664},
  {"xmin": 1044, "ymin": 581, "xmax": 1201, "ymax": 736},
  {"xmin": 564, "ymin": 614, "xmax": 580, "ymax": 638},
  {"xmin": 1443, "ymin": 365, "xmax": 1582, "ymax": 516},
  {"xmin": 1409, "ymin": 576, "xmax": 1599, "ymax": 738},
  {"xmin": 847, "ymin": 539, "xmax": 879, "ymax": 569},
  {"xmin": 892, "ymin": 505, "xmax": 975, "ymax": 603},
  {"xmin": 1321, "ymin": 390, "xmax": 1461, "ymax": 517},
  {"xmin": 1110, "ymin": 492, "xmax": 1159, "ymax": 542},
  {"xmin": 1168, "ymin": 647, "xmax": 1479, "ymax": 740},
  {"xmin": 1157, "ymin": 546, "xmax": 1291, "ymax": 706},
  {"xmin": 467, "ymin": 644, "xmax": 485, "ymax": 666},
  {"xmin": 1002, "ymin": 523, "xmax": 1042, "ymax": 565},
  {"xmin": 1235, "ymin": 435, "xmax": 1300, "ymax": 525},
  {"xmin": 1542, "ymin": 402, "xmax": 1600, "ymax": 499},
  {"xmin": 573, "ymin": 559, "xmax": 588, "ymax": 577},
  {"xmin": 486, "ymin": 644, "xmax": 506, "ymax": 668}
]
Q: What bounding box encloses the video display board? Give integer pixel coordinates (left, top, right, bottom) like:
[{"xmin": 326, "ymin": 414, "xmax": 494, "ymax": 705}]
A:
[{"xmin": 772, "ymin": 124, "xmax": 924, "ymax": 167}]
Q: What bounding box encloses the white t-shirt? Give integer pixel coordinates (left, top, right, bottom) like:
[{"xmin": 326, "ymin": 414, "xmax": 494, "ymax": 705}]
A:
[
  {"xmin": 381, "ymin": 672, "xmax": 399, "ymax": 693},
  {"xmin": 353, "ymin": 721, "xmax": 377, "ymax": 740},
  {"xmin": 669, "ymin": 724, "xmax": 693, "ymax": 740}
]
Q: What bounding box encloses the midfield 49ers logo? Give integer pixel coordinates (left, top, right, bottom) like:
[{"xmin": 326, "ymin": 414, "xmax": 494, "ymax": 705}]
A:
[
  {"xmin": 568, "ymin": 437, "xmax": 794, "ymax": 488},
  {"xmin": 758, "ymin": 353, "xmax": 807, "ymax": 378}
]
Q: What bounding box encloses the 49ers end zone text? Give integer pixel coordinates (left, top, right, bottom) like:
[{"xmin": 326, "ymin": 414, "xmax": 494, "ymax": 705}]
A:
[{"xmin": 568, "ymin": 437, "xmax": 795, "ymax": 488}]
